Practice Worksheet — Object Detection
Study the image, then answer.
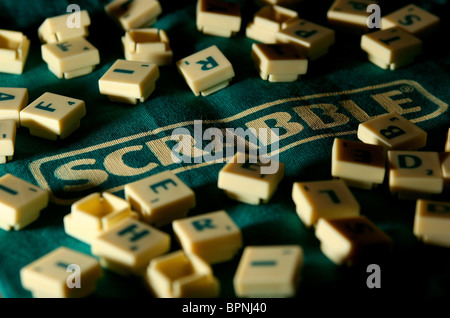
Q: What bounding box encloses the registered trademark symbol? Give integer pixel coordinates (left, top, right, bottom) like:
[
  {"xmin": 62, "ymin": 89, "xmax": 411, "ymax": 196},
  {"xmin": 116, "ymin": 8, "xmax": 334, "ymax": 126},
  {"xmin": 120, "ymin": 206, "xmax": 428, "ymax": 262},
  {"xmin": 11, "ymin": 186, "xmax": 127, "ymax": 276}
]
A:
[{"xmin": 400, "ymin": 85, "xmax": 414, "ymax": 93}]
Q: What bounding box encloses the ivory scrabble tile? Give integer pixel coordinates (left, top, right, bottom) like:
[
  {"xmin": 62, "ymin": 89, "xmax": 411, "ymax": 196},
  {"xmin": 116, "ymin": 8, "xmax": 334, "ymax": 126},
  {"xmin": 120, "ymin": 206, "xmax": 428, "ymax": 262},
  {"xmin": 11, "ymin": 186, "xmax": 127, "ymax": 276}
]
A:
[
  {"xmin": 0, "ymin": 29, "xmax": 30, "ymax": 74},
  {"xmin": 0, "ymin": 120, "xmax": 16, "ymax": 164},
  {"xmin": 276, "ymin": 19, "xmax": 336, "ymax": 61},
  {"xmin": 0, "ymin": 87, "xmax": 28, "ymax": 126},
  {"xmin": 98, "ymin": 59, "xmax": 159, "ymax": 104},
  {"xmin": 357, "ymin": 113, "xmax": 427, "ymax": 150},
  {"xmin": 316, "ymin": 216, "xmax": 393, "ymax": 266},
  {"xmin": 257, "ymin": 0, "xmax": 303, "ymax": 5},
  {"xmin": 146, "ymin": 250, "xmax": 220, "ymax": 298},
  {"xmin": 122, "ymin": 28, "xmax": 173, "ymax": 66},
  {"xmin": 197, "ymin": 0, "xmax": 242, "ymax": 38},
  {"xmin": 246, "ymin": 5, "xmax": 299, "ymax": 43},
  {"xmin": 64, "ymin": 192, "xmax": 138, "ymax": 245},
  {"xmin": 445, "ymin": 128, "xmax": 450, "ymax": 152},
  {"xmin": 41, "ymin": 37, "xmax": 100, "ymax": 79},
  {"xmin": 0, "ymin": 173, "xmax": 48, "ymax": 231},
  {"xmin": 292, "ymin": 179, "xmax": 360, "ymax": 228},
  {"xmin": 361, "ymin": 27, "xmax": 422, "ymax": 70},
  {"xmin": 218, "ymin": 153, "xmax": 284, "ymax": 205},
  {"xmin": 124, "ymin": 170, "xmax": 196, "ymax": 227},
  {"xmin": 233, "ymin": 245, "xmax": 303, "ymax": 298},
  {"xmin": 331, "ymin": 138, "xmax": 386, "ymax": 189},
  {"xmin": 327, "ymin": 0, "xmax": 379, "ymax": 34},
  {"xmin": 441, "ymin": 152, "xmax": 450, "ymax": 189},
  {"xmin": 20, "ymin": 92, "xmax": 86, "ymax": 140},
  {"xmin": 91, "ymin": 217, "xmax": 171, "ymax": 276},
  {"xmin": 176, "ymin": 45, "xmax": 235, "ymax": 96},
  {"xmin": 105, "ymin": 0, "xmax": 162, "ymax": 30},
  {"xmin": 388, "ymin": 150, "xmax": 443, "ymax": 198},
  {"xmin": 172, "ymin": 210, "xmax": 242, "ymax": 264},
  {"xmin": 381, "ymin": 4, "xmax": 440, "ymax": 39},
  {"xmin": 251, "ymin": 43, "xmax": 308, "ymax": 82},
  {"xmin": 414, "ymin": 199, "xmax": 450, "ymax": 247},
  {"xmin": 20, "ymin": 246, "xmax": 102, "ymax": 298},
  {"xmin": 38, "ymin": 10, "xmax": 91, "ymax": 44}
]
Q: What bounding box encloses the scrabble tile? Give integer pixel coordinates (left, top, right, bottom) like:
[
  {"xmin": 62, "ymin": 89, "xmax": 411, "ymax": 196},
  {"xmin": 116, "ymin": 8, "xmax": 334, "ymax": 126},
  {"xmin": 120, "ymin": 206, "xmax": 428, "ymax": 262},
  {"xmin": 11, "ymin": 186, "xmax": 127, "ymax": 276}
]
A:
[
  {"xmin": 357, "ymin": 113, "xmax": 427, "ymax": 150},
  {"xmin": 256, "ymin": 0, "xmax": 303, "ymax": 5},
  {"xmin": 176, "ymin": 45, "xmax": 235, "ymax": 96},
  {"xmin": 146, "ymin": 250, "xmax": 220, "ymax": 298},
  {"xmin": 218, "ymin": 153, "xmax": 284, "ymax": 205},
  {"xmin": 331, "ymin": 138, "xmax": 386, "ymax": 189},
  {"xmin": 0, "ymin": 29, "xmax": 30, "ymax": 74},
  {"xmin": 361, "ymin": 27, "xmax": 422, "ymax": 70},
  {"xmin": 20, "ymin": 92, "xmax": 86, "ymax": 140},
  {"xmin": 122, "ymin": 28, "xmax": 173, "ymax": 66},
  {"xmin": 316, "ymin": 216, "xmax": 393, "ymax": 266},
  {"xmin": 413, "ymin": 199, "xmax": 450, "ymax": 247},
  {"xmin": 327, "ymin": 0, "xmax": 379, "ymax": 34},
  {"xmin": 233, "ymin": 245, "xmax": 303, "ymax": 298},
  {"xmin": 41, "ymin": 37, "xmax": 100, "ymax": 79},
  {"xmin": 292, "ymin": 179, "xmax": 360, "ymax": 228},
  {"xmin": 38, "ymin": 10, "xmax": 91, "ymax": 44},
  {"xmin": 124, "ymin": 170, "xmax": 196, "ymax": 227},
  {"xmin": 91, "ymin": 217, "xmax": 171, "ymax": 276},
  {"xmin": 0, "ymin": 173, "xmax": 48, "ymax": 231},
  {"xmin": 105, "ymin": 0, "xmax": 162, "ymax": 31},
  {"xmin": 0, "ymin": 88, "xmax": 28, "ymax": 127},
  {"xmin": 196, "ymin": 0, "xmax": 242, "ymax": 38},
  {"xmin": 381, "ymin": 4, "xmax": 440, "ymax": 39},
  {"xmin": 246, "ymin": 5, "xmax": 299, "ymax": 43},
  {"xmin": 64, "ymin": 192, "xmax": 138, "ymax": 245},
  {"xmin": 276, "ymin": 19, "xmax": 336, "ymax": 61},
  {"xmin": 98, "ymin": 59, "xmax": 159, "ymax": 104},
  {"xmin": 251, "ymin": 43, "xmax": 308, "ymax": 82},
  {"xmin": 172, "ymin": 210, "xmax": 242, "ymax": 264},
  {"xmin": 440, "ymin": 152, "xmax": 450, "ymax": 189},
  {"xmin": 445, "ymin": 128, "xmax": 450, "ymax": 152},
  {"xmin": 388, "ymin": 150, "xmax": 443, "ymax": 199},
  {"xmin": 0, "ymin": 120, "xmax": 16, "ymax": 164},
  {"xmin": 20, "ymin": 246, "xmax": 102, "ymax": 298}
]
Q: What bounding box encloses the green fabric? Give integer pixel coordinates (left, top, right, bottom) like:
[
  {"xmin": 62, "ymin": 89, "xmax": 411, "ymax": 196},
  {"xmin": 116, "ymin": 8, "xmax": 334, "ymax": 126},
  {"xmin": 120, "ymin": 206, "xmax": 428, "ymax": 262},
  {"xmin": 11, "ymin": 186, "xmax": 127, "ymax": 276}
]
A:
[{"xmin": 0, "ymin": 0, "xmax": 449, "ymax": 299}]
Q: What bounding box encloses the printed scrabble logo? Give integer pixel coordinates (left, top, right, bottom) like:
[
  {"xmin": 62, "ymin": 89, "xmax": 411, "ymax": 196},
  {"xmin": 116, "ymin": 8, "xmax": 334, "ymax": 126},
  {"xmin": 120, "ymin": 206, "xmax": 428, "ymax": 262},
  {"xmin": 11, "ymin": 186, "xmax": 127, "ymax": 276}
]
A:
[{"xmin": 28, "ymin": 80, "xmax": 448, "ymax": 205}]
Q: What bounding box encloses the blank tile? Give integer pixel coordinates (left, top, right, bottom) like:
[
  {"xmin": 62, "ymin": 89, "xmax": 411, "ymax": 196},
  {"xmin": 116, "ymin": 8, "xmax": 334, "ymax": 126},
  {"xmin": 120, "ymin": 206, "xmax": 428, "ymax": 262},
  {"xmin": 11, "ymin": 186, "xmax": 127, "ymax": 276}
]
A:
[
  {"xmin": 251, "ymin": 43, "xmax": 308, "ymax": 82},
  {"xmin": 414, "ymin": 199, "xmax": 450, "ymax": 247},
  {"xmin": 381, "ymin": 4, "xmax": 440, "ymax": 39},
  {"xmin": 98, "ymin": 59, "xmax": 159, "ymax": 104},
  {"xmin": 122, "ymin": 28, "xmax": 173, "ymax": 65},
  {"xmin": 176, "ymin": 45, "xmax": 235, "ymax": 96},
  {"xmin": 0, "ymin": 29, "xmax": 30, "ymax": 74},
  {"xmin": 20, "ymin": 92, "xmax": 86, "ymax": 140},
  {"xmin": 0, "ymin": 120, "xmax": 16, "ymax": 164},
  {"xmin": 316, "ymin": 216, "xmax": 393, "ymax": 266},
  {"xmin": 172, "ymin": 210, "xmax": 242, "ymax": 264},
  {"xmin": 361, "ymin": 27, "xmax": 422, "ymax": 70},
  {"xmin": 276, "ymin": 19, "xmax": 335, "ymax": 60},
  {"xmin": 91, "ymin": 217, "xmax": 171, "ymax": 276},
  {"xmin": 124, "ymin": 170, "xmax": 196, "ymax": 227},
  {"xmin": 246, "ymin": 5, "xmax": 299, "ymax": 43},
  {"xmin": 64, "ymin": 192, "xmax": 138, "ymax": 245},
  {"xmin": 0, "ymin": 87, "xmax": 28, "ymax": 126},
  {"xmin": 218, "ymin": 153, "xmax": 284, "ymax": 205},
  {"xmin": 331, "ymin": 138, "xmax": 386, "ymax": 189},
  {"xmin": 292, "ymin": 179, "xmax": 360, "ymax": 228},
  {"xmin": 197, "ymin": 0, "xmax": 242, "ymax": 37},
  {"xmin": 233, "ymin": 245, "xmax": 303, "ymax": 298},
  {"xmin": 38, "ymin": 10, "xmax": 91, "ymax": 44},
  {"xmin": 146, "ymin": 250, "xmax": 220, "ymax": 298},
  {"xmin": 0, "ymin": 173, "xmax": 48, "ymax": 231},
  {"xmin": 357, "ymin": 112, "xmax": 427, "ymax": 150},
  {"xmin": 105, "ymin": 0, "xmax": 162, "ymax": 30},
  {"xmin": 388, "ymin": 150, "xmax": 443, "ymax": 198},
  {"xmin": 41, "ymin": 37, "xmax": 100, "ymax": 79},
  {"xmin": 327, "ymin": 0, "xmax": 379, "ymax": 34},
  {"xmin": 20, "ymin": 246, "xmax": 102, "ymax": 298}
]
